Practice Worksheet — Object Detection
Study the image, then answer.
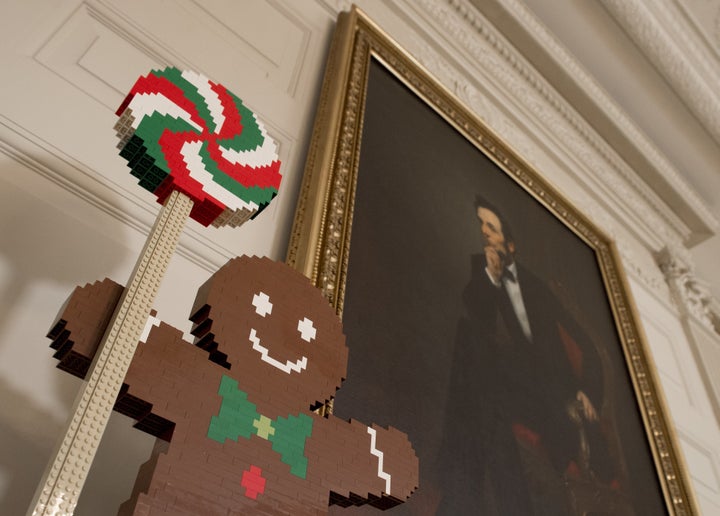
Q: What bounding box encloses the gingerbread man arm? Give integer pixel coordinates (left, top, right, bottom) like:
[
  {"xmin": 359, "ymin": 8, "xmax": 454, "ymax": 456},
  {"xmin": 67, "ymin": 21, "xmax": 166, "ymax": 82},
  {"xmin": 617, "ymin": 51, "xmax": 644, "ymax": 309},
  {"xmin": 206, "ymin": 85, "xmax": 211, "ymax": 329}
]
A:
[
  {"xmin": 47, "ymin": 278, "xmax": 124, "ymax": 379},
  {"xmin": 47, "ymin": 281, "xmax": 203, "ymax": 441},
  {"xmin": 115, "ymin": 320, "xmax": 217, "ymax": 441},
  {"xmin": 307, "ymin": 416, "xmax": 419, "ymax": 509}
]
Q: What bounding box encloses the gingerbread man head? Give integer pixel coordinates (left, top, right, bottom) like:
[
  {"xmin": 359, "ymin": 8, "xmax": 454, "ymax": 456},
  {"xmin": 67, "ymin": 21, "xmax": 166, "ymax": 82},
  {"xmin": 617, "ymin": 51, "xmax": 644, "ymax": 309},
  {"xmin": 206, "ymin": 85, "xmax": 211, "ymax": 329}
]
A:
[{"xmin": 188, "ymin": 255, "xmax": 349, "ymax": 414}]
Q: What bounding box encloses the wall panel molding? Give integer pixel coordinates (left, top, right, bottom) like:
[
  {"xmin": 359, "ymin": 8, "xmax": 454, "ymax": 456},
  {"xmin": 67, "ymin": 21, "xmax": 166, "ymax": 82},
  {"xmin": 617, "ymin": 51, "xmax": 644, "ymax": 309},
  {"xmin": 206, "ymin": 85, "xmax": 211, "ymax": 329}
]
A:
[{"xmin": 0, "ymin": 119, "xmax": 230, "ymax": 273}]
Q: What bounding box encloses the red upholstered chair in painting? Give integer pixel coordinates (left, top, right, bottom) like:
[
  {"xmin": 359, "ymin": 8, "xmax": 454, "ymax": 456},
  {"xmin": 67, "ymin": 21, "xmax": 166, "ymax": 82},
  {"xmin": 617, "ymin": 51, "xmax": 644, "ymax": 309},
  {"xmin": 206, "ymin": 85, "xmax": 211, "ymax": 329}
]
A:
[{"xmin": 510, "ymin": 319, "xmax": 635, "ymax": 516}]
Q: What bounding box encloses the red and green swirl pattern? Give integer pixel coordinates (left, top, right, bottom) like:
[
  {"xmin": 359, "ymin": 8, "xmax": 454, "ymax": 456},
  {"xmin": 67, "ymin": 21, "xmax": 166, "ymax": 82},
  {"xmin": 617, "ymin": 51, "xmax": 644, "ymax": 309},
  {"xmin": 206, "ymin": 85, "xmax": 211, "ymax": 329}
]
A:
[{"xmin": 115, "ymin": 67, "xmax": 282, "ymax": 227}]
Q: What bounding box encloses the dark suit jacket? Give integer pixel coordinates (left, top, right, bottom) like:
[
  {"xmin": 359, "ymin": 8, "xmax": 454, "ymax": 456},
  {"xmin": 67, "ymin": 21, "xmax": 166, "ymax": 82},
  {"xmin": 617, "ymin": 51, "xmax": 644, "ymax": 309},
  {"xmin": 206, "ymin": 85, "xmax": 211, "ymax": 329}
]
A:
[
  {"xmin": 447, "ymin": 253, "xmax": 603, "ymax": 460},
  {"xmin": 436, "ymin": 254, "xmax": 610, "ymax": 514}
]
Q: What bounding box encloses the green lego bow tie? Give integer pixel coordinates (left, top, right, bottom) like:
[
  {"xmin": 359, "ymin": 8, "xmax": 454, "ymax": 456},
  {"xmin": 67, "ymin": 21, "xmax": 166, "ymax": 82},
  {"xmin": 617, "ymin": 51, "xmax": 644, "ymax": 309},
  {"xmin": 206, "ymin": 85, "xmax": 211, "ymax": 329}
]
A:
[{"xmin": 207, "ymin": 375, "xmax": 314, "ymax": 479}]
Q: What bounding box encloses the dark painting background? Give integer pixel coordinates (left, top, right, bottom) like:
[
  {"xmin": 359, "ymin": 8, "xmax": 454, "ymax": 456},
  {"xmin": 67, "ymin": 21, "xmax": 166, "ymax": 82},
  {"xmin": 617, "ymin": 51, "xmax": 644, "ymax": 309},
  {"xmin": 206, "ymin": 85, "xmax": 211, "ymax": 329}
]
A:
[{"xmin": 327, "ymin": 61, "xmax": 665, "ymax": 515}]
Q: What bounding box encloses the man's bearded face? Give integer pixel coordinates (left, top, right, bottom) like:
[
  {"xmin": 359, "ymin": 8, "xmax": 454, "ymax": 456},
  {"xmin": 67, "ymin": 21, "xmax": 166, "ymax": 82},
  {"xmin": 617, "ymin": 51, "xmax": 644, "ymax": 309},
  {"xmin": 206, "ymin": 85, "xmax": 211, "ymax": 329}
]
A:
[{"xmin": 477, "ymin": 207, "xmax": 510, "ymax": 257}]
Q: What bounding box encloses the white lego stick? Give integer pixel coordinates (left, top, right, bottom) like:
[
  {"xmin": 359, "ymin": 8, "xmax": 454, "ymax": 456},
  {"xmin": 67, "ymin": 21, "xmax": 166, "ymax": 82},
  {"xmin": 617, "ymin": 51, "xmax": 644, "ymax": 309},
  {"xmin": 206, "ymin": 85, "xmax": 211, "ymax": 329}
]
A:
[{"xmin": 29, "ymin": 190, "xmax": 193, "ymax": 516}]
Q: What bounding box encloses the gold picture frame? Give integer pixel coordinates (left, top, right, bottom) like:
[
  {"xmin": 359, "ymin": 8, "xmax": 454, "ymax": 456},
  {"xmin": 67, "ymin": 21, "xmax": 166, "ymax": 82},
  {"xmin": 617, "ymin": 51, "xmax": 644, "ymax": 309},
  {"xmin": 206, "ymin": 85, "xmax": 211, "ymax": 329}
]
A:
[{"xmin": 287, "ymin": 6, "xmax": 697, "ymax": 515}]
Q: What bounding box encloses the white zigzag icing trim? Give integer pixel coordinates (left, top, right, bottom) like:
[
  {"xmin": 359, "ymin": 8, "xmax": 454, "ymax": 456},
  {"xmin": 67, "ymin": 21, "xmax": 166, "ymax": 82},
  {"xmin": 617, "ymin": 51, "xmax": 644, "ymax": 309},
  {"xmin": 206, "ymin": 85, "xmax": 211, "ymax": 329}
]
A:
[
  {"xmin": 139, "ymin": 315, "xmax": 194, "ymax": 344},
  {"xmin": 367, "ymin": 427, "xmax": 392, "ymax": 494},
  {"xmin": 139, "ymin": 315, "xmax": 161, "ymax": 344}
]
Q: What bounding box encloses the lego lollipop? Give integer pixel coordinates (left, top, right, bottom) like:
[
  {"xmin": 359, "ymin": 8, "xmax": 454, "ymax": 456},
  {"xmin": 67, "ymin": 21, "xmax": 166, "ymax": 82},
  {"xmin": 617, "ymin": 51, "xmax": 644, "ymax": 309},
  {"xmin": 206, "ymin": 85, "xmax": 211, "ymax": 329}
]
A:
[
  {"xmin": 32, "ymin": 68, "xmax": 282, "ymax": 515},
  {"xmin": 114, "ymin": 67, "xmax": 281, "ymax": 227}
]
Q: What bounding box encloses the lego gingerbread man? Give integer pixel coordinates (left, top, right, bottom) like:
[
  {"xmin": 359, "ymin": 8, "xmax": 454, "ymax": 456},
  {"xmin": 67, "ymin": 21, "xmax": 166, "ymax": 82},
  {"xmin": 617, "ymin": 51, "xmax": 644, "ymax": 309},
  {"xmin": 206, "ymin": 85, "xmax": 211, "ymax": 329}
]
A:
[{"xmin": 48, "ymin": 255, "xmax": 418, "ymax": 515}]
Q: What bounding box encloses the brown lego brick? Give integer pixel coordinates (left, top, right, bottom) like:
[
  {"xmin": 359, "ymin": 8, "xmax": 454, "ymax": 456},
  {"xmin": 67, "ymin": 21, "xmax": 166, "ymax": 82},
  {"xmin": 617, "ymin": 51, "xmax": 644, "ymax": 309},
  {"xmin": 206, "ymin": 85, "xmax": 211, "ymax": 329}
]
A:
[{"xmin": 48, "ymin": 278, "xmax": 124, "ymax": 378}]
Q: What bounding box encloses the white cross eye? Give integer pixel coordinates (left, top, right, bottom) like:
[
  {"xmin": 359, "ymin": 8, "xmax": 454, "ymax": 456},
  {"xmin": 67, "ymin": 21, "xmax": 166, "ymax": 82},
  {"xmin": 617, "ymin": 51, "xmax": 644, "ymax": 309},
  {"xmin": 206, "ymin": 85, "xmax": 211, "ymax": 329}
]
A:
[
  {"xmin": 252, "ymin": 292, "xmax": 273, "ymax": 317},
  {"xmin": 297, "ymin": 317, "xmax": 316, "ymax": 342}
]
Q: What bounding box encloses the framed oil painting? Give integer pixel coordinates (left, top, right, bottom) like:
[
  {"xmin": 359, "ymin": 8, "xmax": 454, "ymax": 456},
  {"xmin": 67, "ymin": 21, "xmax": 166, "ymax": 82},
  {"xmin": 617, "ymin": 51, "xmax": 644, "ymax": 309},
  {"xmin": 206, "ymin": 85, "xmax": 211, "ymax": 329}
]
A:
[{"xmin": 287, "ymin": 6, "xmax": 698, "ymax": 516}]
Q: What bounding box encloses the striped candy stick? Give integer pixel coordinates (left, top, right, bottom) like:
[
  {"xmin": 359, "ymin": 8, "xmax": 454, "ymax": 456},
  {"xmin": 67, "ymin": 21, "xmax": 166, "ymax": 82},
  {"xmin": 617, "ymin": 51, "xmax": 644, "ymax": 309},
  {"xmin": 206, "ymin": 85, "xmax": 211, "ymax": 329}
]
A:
[{"xmin": 31, "ymin": 68, "xmax": 281, "ymax": 515}]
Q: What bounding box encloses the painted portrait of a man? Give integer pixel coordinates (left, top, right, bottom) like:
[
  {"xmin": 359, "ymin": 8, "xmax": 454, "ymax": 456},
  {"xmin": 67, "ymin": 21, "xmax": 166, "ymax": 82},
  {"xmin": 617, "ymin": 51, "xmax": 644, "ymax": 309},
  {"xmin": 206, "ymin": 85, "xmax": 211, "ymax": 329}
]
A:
[
  {"xmin": 438, "ymin": 198, "xmax": 618, "ymax": 515},
  {"xmin": 324, "ymin": 56, "xmax": 668, "ymax": 516}
]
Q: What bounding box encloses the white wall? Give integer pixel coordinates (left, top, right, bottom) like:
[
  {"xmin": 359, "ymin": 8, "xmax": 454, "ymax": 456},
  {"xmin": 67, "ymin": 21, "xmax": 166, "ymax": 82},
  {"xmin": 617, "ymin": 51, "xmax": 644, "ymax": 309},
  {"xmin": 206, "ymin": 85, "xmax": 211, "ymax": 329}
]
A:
[{"xmin": 0, "ymin": 0, "xmax": 718, "ymax": 514}]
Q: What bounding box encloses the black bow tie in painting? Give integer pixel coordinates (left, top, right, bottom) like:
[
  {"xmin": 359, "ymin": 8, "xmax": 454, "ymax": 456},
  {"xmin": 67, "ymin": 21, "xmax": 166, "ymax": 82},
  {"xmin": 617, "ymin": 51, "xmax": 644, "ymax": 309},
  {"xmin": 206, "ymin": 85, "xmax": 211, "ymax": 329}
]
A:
[{"xmin": 503, "ymin": 268, "xmax": 517, "ymax": 283}]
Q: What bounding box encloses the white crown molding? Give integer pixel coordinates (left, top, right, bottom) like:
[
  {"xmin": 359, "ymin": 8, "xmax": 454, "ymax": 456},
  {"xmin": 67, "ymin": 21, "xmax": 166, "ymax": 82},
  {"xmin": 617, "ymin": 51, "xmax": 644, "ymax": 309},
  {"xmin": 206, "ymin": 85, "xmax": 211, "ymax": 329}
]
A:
[{"xmin": 599, "ymin": 0, "xmax": 720, "ymax": 147}]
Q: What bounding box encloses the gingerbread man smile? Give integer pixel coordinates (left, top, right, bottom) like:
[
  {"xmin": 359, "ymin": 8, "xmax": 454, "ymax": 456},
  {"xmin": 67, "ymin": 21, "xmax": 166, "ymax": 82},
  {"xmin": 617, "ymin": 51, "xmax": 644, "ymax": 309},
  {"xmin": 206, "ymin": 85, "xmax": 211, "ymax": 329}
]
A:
[{"xmin": 250, "ymin": 291, "xmax": 316, "ymax": 374}]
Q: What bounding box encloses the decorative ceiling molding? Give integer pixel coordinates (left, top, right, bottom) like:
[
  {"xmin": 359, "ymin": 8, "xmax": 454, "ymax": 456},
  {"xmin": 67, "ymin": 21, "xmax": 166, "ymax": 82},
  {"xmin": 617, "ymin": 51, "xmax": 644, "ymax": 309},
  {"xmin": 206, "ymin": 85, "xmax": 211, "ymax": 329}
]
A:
[
  {"xmin": 658, "ymin": 246, "xmax": 716, "ymax": 331},
  {"xmin": 669, "ymin": 0, "xmax": 720, "ymax": 58},
  {"xmin": 476, "ymin": 0, "xmax": 718, "ymax": 243},
  {"xmin": 599, "ymin": 0, "xmax": 720, "ymax": 147}
]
